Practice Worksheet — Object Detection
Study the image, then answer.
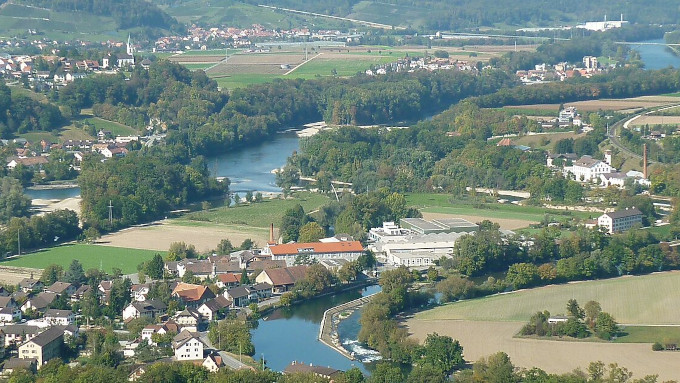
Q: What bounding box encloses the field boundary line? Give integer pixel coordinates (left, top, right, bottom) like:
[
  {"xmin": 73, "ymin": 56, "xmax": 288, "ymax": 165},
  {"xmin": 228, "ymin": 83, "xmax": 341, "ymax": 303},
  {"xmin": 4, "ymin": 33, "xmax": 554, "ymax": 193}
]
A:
[{"xmin": 284, "ymin": 53, "xmax": 322, "ymax": 75}]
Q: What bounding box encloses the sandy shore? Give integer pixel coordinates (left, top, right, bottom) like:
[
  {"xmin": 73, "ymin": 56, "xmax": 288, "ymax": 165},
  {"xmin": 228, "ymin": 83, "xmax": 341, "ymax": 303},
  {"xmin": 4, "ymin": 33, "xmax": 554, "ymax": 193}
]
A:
[
  {"xmin": 405, "ymin": 319, "xmax": 680, "ymax": 381},
  {"xmin": 31, "ymin": 197, "xmax": 81, "ymax": 216}
]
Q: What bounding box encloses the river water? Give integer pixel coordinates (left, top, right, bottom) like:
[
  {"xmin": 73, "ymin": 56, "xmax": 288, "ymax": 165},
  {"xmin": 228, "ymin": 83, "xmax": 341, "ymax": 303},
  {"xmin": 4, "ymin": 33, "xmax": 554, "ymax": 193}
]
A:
[
  {"xmin": 629, "ymin": 39, "xmax": 680, "ymax": 70},
  {"xmin": 252, "ymin": 284, "xmax": 381, "ymax": 373}
]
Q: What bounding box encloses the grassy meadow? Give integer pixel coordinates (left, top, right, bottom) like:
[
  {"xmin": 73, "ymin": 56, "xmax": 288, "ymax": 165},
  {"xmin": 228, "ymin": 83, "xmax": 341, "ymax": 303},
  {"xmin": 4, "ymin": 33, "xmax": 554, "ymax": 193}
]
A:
[
  {"xmin": 417, "ymin": 271, "xmax": 680, "ymax": 325},
  {"xmin": 2, "ymin": 244, "xmax": 162, "ymax": 274}
]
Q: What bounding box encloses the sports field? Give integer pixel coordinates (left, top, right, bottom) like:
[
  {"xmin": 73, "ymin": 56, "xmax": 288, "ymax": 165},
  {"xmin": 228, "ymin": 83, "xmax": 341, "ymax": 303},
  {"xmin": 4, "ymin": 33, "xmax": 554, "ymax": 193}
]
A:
[
  {"xmin": 1, "ymin": 244, "xmax": 162, "ymax": 275},
  {"xmin": 416, "ymin": 271, "xmax": 680, "ymax": 324}
]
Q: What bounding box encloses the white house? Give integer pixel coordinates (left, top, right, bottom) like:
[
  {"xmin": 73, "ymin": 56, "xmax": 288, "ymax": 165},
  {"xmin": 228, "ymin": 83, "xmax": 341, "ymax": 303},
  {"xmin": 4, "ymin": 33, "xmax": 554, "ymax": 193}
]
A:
[
  {"xmin": 202, "ymin": 353, "xmax": 225, "ymax": 372},
  {"xmin": 566, "ymin": 155, "xmax": 615, "ymax": 182},
  {"xmin": 43, "ymin": 309, "xmax": 75, "ymax": 326},
  {"xmin": 197, "ymin": 296, "xmax": 230, "ymax": 322},
  {"xmin": 122, "ymin": 300, "xmax": 167, "ymax": 322},
  {"xmin": 597, "ymin": 207, "xmax": 643, "ymax": 233},
  {"xmin": 172, "ymin": 330, "xmax": 205, "ymax": 361},
  {"xmin": 0, "ymin": 307, "xmax": 21, "ymax": 323},
  {"xmin": 173, "ymin": 308, "xmax": 202, "ymax": 332}
]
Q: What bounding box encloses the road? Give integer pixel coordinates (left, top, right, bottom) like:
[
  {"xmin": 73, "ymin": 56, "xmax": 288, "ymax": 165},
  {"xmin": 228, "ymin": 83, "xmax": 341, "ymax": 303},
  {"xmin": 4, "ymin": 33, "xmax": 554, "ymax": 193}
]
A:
[
  {"xmin": 608, "ymin": 103, "xmax": 680, "ymax": 163},
  {"xmin": 199, "ymin": 331, "xmax": 249, "ymax": 370}
]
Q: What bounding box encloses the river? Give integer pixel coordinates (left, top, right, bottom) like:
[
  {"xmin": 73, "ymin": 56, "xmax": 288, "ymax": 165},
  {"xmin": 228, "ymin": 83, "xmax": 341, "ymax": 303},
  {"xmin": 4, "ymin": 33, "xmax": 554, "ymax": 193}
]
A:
[
  {"xmin": 629, "ymin": 39, "xmax": 680, "ymax": 70},
  {"xmin": 252, "ymin": 284, "xmax": 381, "ymax": 373}
]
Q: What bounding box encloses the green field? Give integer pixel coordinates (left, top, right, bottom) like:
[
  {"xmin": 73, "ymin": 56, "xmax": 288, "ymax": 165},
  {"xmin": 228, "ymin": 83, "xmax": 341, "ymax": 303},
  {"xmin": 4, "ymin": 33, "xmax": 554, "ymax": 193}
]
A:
[
  {"xmin": 614, "ymin": 326, "xmax": 680, "ymax": 344},
  {"xmin": 417, "ymin": 272, "xmax": 680, "ymax": 325},
  {"xmin": 178, "ymin": 192, "xmax": 330, "ymax": 228},
  {"xmin": 1, "ymin": 244, "xmax": 162, "ymax": 274},
  {"xmin": 214, "ymin": 74, "xmax": 282, "ymax": 90},
  {"xmin": 183, "ymin": 63, "xmax": 214, "ymax": 71},
  {"xmin": 405, "ymin": 193, "xmax": 594, "ymax": 222},
  {"xmin": 80, "ymin": 117, "xmax": 139, "ymax": 136}
]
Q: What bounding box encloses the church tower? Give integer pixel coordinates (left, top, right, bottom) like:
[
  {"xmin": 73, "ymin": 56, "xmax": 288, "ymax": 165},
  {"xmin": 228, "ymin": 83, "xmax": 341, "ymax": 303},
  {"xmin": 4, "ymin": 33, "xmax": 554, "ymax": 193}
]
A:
[{"xmin": 127, "ymin": 34, "xmax": 134, "ymax": 56}]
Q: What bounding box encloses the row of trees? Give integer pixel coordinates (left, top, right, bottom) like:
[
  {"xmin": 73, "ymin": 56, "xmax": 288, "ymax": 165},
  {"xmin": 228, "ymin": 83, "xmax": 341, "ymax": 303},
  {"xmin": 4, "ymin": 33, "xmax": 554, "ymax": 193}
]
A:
[{"xmin": 0, "ymin": 209, "xmax": 80, "ymax": 257}]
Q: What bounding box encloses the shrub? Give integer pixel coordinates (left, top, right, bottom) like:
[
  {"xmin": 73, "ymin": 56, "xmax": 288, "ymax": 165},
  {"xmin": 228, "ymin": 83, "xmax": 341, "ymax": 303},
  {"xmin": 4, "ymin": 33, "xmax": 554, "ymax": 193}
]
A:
[{"xmin": 652, "ymin": 342, "xmax": 664, "ymax": 351}]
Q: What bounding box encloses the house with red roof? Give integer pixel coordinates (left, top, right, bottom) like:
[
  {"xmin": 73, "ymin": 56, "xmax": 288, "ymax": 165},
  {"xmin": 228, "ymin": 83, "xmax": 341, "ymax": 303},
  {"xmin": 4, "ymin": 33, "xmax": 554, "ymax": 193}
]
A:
[{"xmin": 263, "ymin": 241, "xmax": 364, "ymax": 266}]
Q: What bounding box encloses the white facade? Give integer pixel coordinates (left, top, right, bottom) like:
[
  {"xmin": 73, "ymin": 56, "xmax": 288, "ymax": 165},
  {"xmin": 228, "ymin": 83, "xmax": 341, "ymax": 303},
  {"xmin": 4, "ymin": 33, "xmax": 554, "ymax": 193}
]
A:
[
  {"xmin": 174, "ymin": 338, "xmax": 204, "ymax": 361},
  {"xmin": 388, "ymin": 252, "xmax": 438, "ymax": 267},
  {"xmin": 597, "ymin": 208, "xmax": 643, "ymax": 233},
  {"xmin": 566, "ymin": 155, "xmax": 614, "ymax": 182}
]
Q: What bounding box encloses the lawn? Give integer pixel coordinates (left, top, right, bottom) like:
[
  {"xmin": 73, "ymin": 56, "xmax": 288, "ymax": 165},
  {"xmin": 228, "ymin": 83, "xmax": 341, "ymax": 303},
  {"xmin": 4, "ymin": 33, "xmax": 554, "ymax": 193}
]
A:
[
  {"xmin": 417, "ymin": 271, "xmax": 680, "ymax": 325},
  {"xmin": 81, "ymin": 117, "xmax": 139, "ymax": 136},
  {"xmin": 1, "ymin": 244, "xmax": 162, "ymax": 274},
  {"xmin": 178, "ymin": 192, "xmax": 330, "ymax": 228}
]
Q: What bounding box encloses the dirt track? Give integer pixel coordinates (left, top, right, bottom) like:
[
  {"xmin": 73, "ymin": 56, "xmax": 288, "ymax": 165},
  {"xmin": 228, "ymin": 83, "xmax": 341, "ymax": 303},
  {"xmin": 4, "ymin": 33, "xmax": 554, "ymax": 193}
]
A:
[{"xmin": 406, "ymin": 319, "xmax": 680, "ymax": 381}]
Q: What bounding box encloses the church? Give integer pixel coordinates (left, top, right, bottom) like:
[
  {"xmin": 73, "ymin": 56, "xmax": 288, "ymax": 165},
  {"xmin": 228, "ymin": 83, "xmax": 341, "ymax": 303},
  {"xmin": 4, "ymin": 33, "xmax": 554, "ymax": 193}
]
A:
[{"xmin": 103, "ymin": 35, "xmax": 135, "ymax": 68}]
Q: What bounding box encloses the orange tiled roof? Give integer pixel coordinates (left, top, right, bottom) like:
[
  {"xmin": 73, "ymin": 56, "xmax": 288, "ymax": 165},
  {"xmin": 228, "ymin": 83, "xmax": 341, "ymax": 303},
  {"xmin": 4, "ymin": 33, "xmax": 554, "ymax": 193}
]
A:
[{"xmin": 268, "ymin": 241, "xmax": 363, "ymax": 256}]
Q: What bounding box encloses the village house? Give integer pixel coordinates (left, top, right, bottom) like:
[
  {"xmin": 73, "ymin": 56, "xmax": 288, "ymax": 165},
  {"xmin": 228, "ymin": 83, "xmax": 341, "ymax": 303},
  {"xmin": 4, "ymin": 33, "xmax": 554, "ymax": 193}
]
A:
[
  {"xmin": 173, "ymin": 308, "xmax": 202, "ymax": 332},
  {"xmin": 44, "ymin": 282, "xmax": 76, "ymax": 297},
  {"xmin": 18, "ymin": 279, "xmax": 43, "ymax": 293},
  {"xmin": 202, "ymin": 353, "xmax": 225, "ymax": 372},
  {"xmin": 215, "ymin": 273, "xmax": 239, "ymax": 289},
  {"xmin": 6, "ymin": 156, "xmax": 48, "ymax": 171},
  {"xmin": 172, "ymin": 330, "xmax": 205, "ymax": 361},
  {"xmin": 263, "ymin": 241, "xmax": 364, "ymax": 266},
  {"xmin": 197, "ymin": 296, "xmax": 231, "ymax": 322},
  {"xmin": 122, "ymin": 300, "xmax": 167, "ymax": 322},
  {"xmin": 284, "ymin": 361, "xmax": 341, "ymax": 380},
  {"xmin": 21, "ymin": 292, "xmax": 57, "ymax": 313},
  {"xmin": 43, "ymin": 309, "xmax": 75, "ymax": 326},
  {"xmin": 2, "ymin": 357, "xmax": 37, "ymax": 375},
  {"xmin": 71, "ymin": 285, "xmax": 91, "ymax": 302},
  {"xmin": 18, "ymin": 326, "xmax": 64, "ymax": 368},
  {"xmin": 0, "ymin": 296, "xmax": 17, "ymax": 309},
  {"xmin": 224, "ymin": 286, "xmax": 257, "ymax": 308},
  {"xmin": 0, "ymin": 306, "xmax": 21, "ymax": 323},
  {"xmin": 254, "ymin": 265, "xmax": 308, "ymax": 294},
  {"xmin": 131, "ymin": 284, "xmax": 151, "ymax": 302},
  {"xmin": 597, "ymin": 207, "xmax": 644, "ymax": 233},
  {"xmin": 0, "ymin": 325, "xmax": 40, "ymax": 347},
  {"xmin": 172, "ymin": 283, "xmax": 215, "ymax": 308},
  {"xmin": 141, "ymin": 320, "xmax": 180, "ymax": 345},
  {"xmin": 98, "ymin": 280, "xmax": 113, "ymax": 303}
]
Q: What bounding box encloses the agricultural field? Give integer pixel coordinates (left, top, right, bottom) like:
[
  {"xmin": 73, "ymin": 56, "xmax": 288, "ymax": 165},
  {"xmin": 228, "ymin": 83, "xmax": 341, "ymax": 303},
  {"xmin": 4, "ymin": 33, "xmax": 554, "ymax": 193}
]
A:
[
  {"xmin": 629, "ymin": 115, "xmax": 680, "ymax": 126},
  {"xmin": 1, "ymin": 244, "xmax": 161, "ymax": 275},
  {"xmin": 416, "ymin": 271, "xmax": 680, "ymax": 324},
  {"xmin": 504, "ymin": 95, "xmax": 680, "ymax": 113},
  {"xmin": 79, "ymin": 117, "xmax": 140, "ymax": 136},
  {"xmin": 511, "ymin": 131, "xmax": 584, "ymax": 152},
  {"xmin": 408, "ymin": 272, "xmax": 680, "ymax": 379},
  {"xmin": 97, "ymin": 192, "xmax": 330, "ymax": 252}
]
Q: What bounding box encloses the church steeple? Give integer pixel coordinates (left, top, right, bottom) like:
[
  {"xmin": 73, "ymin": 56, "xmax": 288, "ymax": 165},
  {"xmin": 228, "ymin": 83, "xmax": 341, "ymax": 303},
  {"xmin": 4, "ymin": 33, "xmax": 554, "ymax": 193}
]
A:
[{"xmin": 126, "ymin": 34, "xmax": 133, "ymax": 56}]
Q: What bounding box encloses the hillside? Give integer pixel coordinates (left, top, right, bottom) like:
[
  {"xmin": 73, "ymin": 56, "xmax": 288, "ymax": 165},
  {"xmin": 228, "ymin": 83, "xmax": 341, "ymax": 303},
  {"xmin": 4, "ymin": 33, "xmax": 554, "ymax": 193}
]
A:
[
  {"xmin": 0, "ymin": 0, "xmax": 181, "ymax": 40},
  {"xmin": 244, "ymin": 0, "xmax": 680, "ymax": 30},
  {"xmin": 156, "ymin": 0, "xmax": 349, "ymax": 29}
]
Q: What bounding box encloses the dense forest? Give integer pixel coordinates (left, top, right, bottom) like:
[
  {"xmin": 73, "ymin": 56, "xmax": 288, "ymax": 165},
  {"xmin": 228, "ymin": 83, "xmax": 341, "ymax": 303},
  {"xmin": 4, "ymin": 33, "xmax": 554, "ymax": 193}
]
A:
[
  {"xmin": 0, "ymin": 82, "xmax": 63, "ymax": 138},
  {"xmin": 56, "ymin": 61, "xmax": 516, "ymax": 155},
  {"xmin": 247, "ymin": 0, "xmax": 680, "ymax": 29},
  {"xmin": 15, "ymin": 0, "xmax": 182, "ymax": 32},
  {"xmin": 78, "ymin": 151, "xmax": 227, "ymax": 231}
]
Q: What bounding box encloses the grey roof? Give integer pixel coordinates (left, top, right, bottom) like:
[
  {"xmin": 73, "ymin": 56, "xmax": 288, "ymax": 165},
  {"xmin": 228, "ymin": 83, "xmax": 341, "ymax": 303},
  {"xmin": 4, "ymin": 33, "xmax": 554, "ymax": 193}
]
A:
[
  {"xmin": 3, "ymin": 357, "xmax": 36, "ymax": 370},
  {"xmin": 1, "ymin": 325, "xmax": 41, "ymax": 335},
  {"xmin": 573, "ymin": 155, "xmax": 601, "ymax": 168},
  {"xmin": 200, "ymin": 296, "xmax": 230, "ymax": 312},
  {"xmin": 0, "ymin": 296, "xmax": 15, "ymax": 308},
  {"xmin": 130, "ymin": 299, "xmax": 166, "ymax": 312},
  {"xmin": 226, "ymin": 286, "xmax": 250, "ymax": 299},
  {"xmin": 18, "ymin": 279, "xmax": 41, "ymax": 289},
  {"xmin": 250, "ymin": 282, "xmax": 272, "ymax": 292},
  {"xmin": 28, "ymin": 292, "xmax": 57, "ymax": 309},
  {"xmin": 26, "ymin": 326, "xmax": 63, "ymax": 347},
  {"xmin": 46, "ymin": 282, "xmax": 73, "ymax": 294},
  {"xmin": 605, "ymin": 207, "xmax": 643, "ymax": 220},
  {"xmin": 44, "ymin": 309, "xmax": 73, "ymax": 318}
]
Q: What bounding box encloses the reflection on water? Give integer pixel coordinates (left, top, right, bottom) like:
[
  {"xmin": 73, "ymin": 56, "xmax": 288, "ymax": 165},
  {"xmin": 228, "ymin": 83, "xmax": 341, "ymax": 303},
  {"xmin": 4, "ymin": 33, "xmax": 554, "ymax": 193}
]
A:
[
  {"xmin": 207, "ymin": 133, "xmax": 300, "ymax": 193},
  {"xmin": 252, "ymin": 285, "xmax": 380, "ymax": 373}
]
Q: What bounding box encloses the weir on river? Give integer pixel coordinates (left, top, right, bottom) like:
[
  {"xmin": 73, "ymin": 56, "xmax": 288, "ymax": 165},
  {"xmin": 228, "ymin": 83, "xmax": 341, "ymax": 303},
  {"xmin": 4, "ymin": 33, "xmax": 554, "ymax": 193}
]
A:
[{"xmin": 318, "ymin": 292, "xmax": 379, "ymax": 360}]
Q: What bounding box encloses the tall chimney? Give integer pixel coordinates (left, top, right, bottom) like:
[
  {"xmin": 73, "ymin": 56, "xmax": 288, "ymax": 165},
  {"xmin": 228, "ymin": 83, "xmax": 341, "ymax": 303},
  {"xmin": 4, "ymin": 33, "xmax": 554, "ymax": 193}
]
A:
[
  {"xmin": 643, "ymin": 143, "xmax": 648, "ymax": 179},
  {"xmin": 269, "ymin": 223, "xmax": 274, "ymax": 244}
]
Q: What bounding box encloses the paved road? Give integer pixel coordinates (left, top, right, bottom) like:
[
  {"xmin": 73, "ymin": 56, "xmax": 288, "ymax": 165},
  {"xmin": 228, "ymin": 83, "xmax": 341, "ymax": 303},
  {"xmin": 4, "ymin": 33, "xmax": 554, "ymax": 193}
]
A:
[
  {"xmin": 610, "ymin": 103, "xmax": 680, "ymax": 162},
  {"xmin": 199, "ymin": 331, "xmax": 249, "ymax": 370}
]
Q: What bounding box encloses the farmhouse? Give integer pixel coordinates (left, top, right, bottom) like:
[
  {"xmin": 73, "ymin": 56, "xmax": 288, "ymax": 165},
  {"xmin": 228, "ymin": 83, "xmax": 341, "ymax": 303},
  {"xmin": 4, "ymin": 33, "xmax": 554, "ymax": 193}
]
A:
[
  {"xmin": 43, "ymin": 309, "xmax": 75, "ymax": 326},
  {"xmin": 254, "ymin": 265, "xmax": 308, "ymax": 294},
  {"xmin": 172, "ymin": 283, "xmax": 215, "ymax": 308},
  {"xmin": 597, "ymin": 207, "xmax": 643, "ymax": 233},
  {"xmin": 122, "ymin": 300, "xmax": 167, "ymax": 322},
  {"xmin": 263, "ymin": 241, "xmax": 364, "ymax": 266}
]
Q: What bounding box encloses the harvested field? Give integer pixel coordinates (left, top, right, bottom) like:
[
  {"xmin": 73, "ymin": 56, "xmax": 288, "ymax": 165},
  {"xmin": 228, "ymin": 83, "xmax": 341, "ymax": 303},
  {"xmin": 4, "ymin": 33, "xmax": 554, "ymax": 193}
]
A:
[
  {"xmin": 96, "ymin": 219, "xmax": 271, "ymax": 253},
  {"xmin": 421, "ymin": 212, "xmax": 536, "ymax": 230},
  {"xmin": 0, "ymin": 266, "xmax": 41, "ymax": 285},
  {"xmin": 405, "ymin": 319, "xmax": 680, "ymax": 380},
  {"xmin": 504, "ymin": 96, "xmax": 680, "ymax": 113},
  {"xmin": 168, "ymin": 55, "xmax": 224, "ymax": 64},
  {"xmin": 629, "ymin": 115, "xmax": 680, "ymax": 126}
]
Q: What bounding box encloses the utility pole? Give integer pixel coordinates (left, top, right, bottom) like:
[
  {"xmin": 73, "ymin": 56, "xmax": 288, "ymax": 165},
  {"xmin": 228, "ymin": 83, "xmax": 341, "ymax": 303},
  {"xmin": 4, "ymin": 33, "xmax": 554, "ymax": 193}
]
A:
[
  {"xmin": 108, "ymin": 200, "xmax": 113, "ymax": 224},
  {"xmin": 17, "ymin": 229, "xmax": 20, "ymax": 256}
]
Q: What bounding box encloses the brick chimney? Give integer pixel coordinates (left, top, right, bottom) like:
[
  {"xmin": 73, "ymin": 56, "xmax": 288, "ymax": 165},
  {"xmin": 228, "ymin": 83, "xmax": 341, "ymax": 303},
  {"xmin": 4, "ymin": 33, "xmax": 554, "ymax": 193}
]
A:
[
  {"xmin": 643, "ymin": 143, "xmax": 648, "ymax": 179},
  {"xmin": 269, "ymin": 223, "xmax": 275, "ymax": 245}
]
